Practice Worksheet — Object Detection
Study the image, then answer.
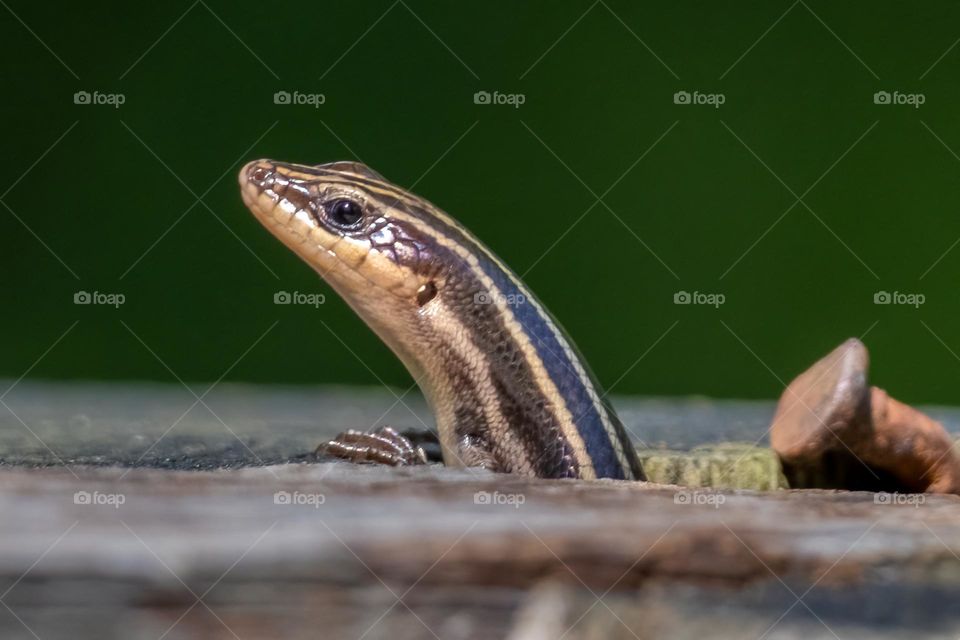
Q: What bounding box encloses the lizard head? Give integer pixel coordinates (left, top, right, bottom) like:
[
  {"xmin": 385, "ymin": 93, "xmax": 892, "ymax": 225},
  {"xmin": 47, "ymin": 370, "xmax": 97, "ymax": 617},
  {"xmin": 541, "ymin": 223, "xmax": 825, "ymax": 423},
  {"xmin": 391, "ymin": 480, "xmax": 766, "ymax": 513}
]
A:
[{"xmin": 240, "ymin": 159, "xmax": 447, "ymax": 307}]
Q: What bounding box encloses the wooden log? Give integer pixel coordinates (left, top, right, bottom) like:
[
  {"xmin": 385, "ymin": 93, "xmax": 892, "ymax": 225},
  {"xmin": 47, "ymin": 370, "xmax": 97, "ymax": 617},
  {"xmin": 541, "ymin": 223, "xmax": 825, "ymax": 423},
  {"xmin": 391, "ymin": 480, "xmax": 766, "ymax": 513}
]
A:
[
  {"xmin": 1, "ymin": 381, "xmax": 959, "ymax": 638},
  {"xmin": 0, "ymin": 464, "xmax": 958, "ymax": 639}
]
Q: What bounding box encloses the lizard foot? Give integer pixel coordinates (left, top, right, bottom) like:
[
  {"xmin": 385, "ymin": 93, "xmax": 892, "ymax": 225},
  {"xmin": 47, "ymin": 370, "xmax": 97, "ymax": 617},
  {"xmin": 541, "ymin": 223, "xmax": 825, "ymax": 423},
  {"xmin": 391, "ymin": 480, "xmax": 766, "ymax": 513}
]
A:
[{"xmin": 317, "ymin": 426, "xmax": 431, "ymax": 466}]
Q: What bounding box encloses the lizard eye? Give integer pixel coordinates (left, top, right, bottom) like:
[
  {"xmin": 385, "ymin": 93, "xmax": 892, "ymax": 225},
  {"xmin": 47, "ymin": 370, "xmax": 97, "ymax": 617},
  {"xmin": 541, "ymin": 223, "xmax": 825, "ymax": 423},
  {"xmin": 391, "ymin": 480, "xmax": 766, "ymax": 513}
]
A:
[{"xmin": 325, "ymin": 199, "xmax": 364, "ymax": 229}]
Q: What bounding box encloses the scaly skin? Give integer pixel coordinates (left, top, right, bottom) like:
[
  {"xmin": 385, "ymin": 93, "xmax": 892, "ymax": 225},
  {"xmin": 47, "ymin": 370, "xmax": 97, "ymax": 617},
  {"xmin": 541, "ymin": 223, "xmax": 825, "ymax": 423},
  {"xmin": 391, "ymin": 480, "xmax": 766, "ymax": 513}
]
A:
[{"xmin": 239, "ymin": 159, "xmax": 644, "ymax": 481}]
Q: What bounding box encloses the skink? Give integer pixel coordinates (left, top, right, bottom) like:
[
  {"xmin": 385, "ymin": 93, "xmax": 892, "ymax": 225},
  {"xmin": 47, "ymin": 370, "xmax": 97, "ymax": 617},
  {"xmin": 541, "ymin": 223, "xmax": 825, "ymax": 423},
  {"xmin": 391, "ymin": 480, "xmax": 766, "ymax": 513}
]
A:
[{"xmin": 239, "ymin": 159, "xmax": 645, "ymax": 481}]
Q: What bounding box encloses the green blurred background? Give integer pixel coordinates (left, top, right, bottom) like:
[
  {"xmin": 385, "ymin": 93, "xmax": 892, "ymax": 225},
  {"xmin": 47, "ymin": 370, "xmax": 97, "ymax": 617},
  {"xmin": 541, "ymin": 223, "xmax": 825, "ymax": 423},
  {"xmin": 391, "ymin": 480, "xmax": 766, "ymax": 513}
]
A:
[{"xmin": 2, "ymin": 1, "xmax": 959, "ymax": 403}]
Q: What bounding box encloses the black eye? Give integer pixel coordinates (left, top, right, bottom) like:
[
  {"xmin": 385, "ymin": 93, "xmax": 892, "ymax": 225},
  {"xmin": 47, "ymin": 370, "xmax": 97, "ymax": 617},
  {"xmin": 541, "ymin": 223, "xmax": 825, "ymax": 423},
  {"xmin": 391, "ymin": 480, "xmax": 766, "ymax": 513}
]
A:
[{"xmin": 325, "ymin": 199, "xmax": 364, "ymax": 228}]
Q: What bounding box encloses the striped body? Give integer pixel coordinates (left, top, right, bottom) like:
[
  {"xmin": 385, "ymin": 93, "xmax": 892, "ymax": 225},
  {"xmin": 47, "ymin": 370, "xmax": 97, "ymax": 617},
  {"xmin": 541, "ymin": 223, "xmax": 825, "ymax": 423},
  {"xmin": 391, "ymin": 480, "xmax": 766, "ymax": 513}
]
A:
[{"xmin": 239, "ymin": 160, "xmax": 644, "ymax": 481}]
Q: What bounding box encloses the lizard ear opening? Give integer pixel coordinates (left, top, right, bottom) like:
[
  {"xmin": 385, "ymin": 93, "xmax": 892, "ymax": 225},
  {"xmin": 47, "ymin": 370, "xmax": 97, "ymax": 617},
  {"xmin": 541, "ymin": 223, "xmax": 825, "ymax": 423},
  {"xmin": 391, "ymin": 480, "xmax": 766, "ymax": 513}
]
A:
[
  {"xmin": 319, "ymin": 161, "xmax": 387, "ymax": 182},
  {"xmin": 416, "ymin": 281, "xmax": 438, "ymax": 307}
]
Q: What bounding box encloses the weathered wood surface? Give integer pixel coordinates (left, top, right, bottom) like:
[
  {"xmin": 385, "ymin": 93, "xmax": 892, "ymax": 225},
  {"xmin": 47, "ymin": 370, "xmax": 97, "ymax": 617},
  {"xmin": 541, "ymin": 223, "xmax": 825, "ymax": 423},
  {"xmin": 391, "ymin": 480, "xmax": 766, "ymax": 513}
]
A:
[
  {"xmin": 2, "ymin": 464, "xmax": 960, "ymax": 640},
  {"xmin": 1, "ymin": 381, "xmax": 959, "ymax": 639}
]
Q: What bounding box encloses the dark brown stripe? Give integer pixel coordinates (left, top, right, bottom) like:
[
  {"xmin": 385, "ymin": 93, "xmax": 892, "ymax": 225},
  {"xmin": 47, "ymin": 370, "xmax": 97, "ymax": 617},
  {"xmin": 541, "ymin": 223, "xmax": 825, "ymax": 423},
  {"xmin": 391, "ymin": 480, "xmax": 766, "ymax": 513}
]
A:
[{"xmin": 438, "ymin": 266, "xmax": 581, "ymax": 478}]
